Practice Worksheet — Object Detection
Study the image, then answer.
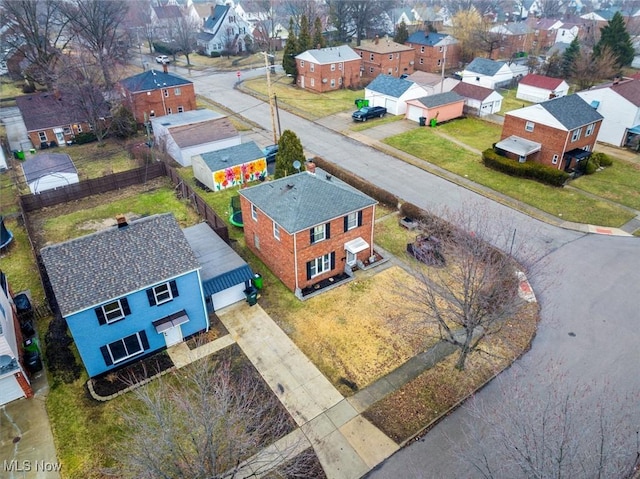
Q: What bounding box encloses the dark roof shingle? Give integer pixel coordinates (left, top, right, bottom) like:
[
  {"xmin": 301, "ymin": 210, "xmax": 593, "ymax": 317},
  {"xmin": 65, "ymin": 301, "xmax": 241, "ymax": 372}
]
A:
[
  {"xmin": 540, "ymin": 94, "xmax": 603, "ymax": 130},
  {"xmin": 22, "ymin": 153, "xmax": 77, "ymax": 183},
  {"xmin": 120, "ymin": 70, "xmax": 192, "ymax": 93}
]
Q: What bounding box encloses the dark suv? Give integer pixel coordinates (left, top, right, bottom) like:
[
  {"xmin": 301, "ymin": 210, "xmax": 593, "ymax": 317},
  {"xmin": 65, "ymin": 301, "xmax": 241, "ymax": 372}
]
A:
[{"xmin": 352, "ymin": 106, "xmax": 387, "ymax": 122}]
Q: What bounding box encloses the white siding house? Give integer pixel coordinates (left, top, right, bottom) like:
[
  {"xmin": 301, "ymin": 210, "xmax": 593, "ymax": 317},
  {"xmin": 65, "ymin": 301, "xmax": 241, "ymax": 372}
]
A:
[
  {"xmin": 461, "ymin": 58, "xmax": 513, "ymax": 89},
  {"xmin": 517, "ymin": 74, "xmax": 570, "ymax": 103},
  {"xmin": 365, "ymin": 74, "xmax": 429, "ymax": 116}
]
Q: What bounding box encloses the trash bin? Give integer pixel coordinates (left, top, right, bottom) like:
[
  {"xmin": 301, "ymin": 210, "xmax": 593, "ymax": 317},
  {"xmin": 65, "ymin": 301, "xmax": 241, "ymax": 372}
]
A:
[
  {"xmin": 430, "ymin": 118, "xmax": 437, "ymax": 128},
  {"xmin": 355, "ymin": 98, "xmax": 369, "ymax": 108},
  {"xmin": 23, "ymin": 337, "xmax": 40, "ymax": 354},
  {"xmin": 253, "ymin": 273, "xmax": 263, "ymax": 290},
  {"xmin": 244, "ymin": 286, "xmax": 258, "ymax": 306},
  {"xmin": 419, "ymin": 117, "xmax": 426, "ymax": 127},
  {"xmin": 16, "ymin": 150, "xmax": 25, "ymax": 160}
]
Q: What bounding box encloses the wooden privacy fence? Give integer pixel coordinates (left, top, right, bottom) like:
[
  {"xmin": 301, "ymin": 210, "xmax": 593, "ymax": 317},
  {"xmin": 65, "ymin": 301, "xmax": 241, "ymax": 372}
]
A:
[{"xmin": 19, "ymin": 161, "xmax": 229, "ymax": 244}]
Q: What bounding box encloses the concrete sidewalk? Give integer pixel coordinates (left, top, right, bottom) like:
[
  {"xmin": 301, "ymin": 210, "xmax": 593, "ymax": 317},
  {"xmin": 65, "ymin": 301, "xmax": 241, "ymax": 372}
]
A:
[{"xmin": 217, "ymin": 302, "xmax": 398, "ymax": 479}]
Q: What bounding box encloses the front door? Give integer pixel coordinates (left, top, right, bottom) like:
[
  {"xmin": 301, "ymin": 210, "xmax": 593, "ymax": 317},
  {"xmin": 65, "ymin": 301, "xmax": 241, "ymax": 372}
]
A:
[
  {"xmin": 346, "ymin": 250, "xmax": 357, "ymax": 267},
  {"xmin": 53, "ymin": 128, "xmax": 65, "ymax": 146},
  {"xmin": 163, "ymin": 325, "xmax": 183, "ymax": 347}
]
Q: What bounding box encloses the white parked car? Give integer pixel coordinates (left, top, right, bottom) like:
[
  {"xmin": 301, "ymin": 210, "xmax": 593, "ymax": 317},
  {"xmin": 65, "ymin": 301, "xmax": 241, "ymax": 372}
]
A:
[{"xmin": 155, "ymin": 55, "xmax": 170, "ymax": 64}]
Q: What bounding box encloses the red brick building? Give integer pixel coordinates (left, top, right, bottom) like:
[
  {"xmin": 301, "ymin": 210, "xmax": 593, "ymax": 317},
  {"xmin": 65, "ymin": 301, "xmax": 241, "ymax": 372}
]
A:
[
  {"xmin": 496, "ymin": 94, "xmax": 603, "ymax": 171},
  {"xmin": 239, "ymin": 164, "xmax": 377, "ymax": 298},
  {"xmin": 405, "ymin": 31, "xmax": 460, "ymax": 73},
  {"xmin": 119, "ymin": 67, "xmax": 196, "ymax": 124},
  {"xmin": 295, "ymin": 45, "xmax": 363, "ymax": 93},
  {"xmin": 352, "ymin": 37, "xmax": 415, "ymax": 81}
]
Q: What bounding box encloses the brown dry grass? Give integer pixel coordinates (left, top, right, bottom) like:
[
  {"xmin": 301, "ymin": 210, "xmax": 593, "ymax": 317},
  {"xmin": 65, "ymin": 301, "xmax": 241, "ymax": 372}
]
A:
[
  {"xmin": 278, "ymin": 266, "xmax": 441, "ymax": 396},
  {"xmin": 363, "ymin": 302, "xmax": 540, "ymax": 443}
]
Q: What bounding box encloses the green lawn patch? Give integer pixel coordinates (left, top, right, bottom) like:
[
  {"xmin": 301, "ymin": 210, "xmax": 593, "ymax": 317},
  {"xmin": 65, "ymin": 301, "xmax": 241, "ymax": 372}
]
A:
[
  {"xmin": 571, "ymin": 159, "xmax": 640, "ymax": 211},
  {"xmin": 0, "ymin": 169, "xmax": 19, "ymax": 215},
  {"xmin": 66, "ymin": 140, "xmax": 140, "ymax": 180},
  {"xmin": 436, "ymin": 116, "xmax": 502, "ymax": 151},
  {"xmin": 498, "ymin": 87, "xmax": 534, "ymax": 115},
  {"xmin": 383, "ymin": 128, "xmax": 634, "ymax": 226}
]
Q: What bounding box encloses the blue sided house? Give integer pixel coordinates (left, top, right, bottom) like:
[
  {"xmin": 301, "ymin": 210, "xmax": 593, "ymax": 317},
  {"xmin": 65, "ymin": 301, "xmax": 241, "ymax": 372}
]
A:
[{"xmin": 40, "ymin": 213, "xmax": 209, "ymax": 377}]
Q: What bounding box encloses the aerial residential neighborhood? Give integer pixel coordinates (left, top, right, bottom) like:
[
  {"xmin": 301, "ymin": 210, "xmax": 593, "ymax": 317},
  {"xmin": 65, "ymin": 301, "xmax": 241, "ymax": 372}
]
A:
[{"xmin": 1, "ymin": 1, "xmax": 640, "ymax": 478}]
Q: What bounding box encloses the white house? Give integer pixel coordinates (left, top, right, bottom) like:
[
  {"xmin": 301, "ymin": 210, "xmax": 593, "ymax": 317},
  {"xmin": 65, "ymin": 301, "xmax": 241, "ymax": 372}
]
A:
[
  {"xmin": 0, "ymin": 272, "xmax": 32, "ymax": 405},
  {"xmin": 22, "ymin": 153, "xmax": 79, "ymax": 194},
  {"xmin": 517, "ymin": 74, "xmax": 570, "ymax": 103},
  {"xmin": 405, "ymin": 71, "xmax": 460, "ymax": 94},
  {"xmin": 151, "ymin": 110, "xmax": 240, "ymax": 167},
  {"xmin": 555, "ymin": 22, "xmax": 581, "ymax": 44},
  {"xmin": 197, "ymin": 4, "xmax": 253, "ymax": 56},
  {"xmin": 365, "ymin": 74, "xmax": 429, "ymax": 116},
  {"xmin": 577, "ymin": 78, "xmax": 640, "ymax": 147},
  {"xmin": 461, "ymin": 58, "xmax": 514, "ymax": 89},
  {"xmin": 452, "ymin": 82, "xmax": 503, "ymax": 116}
]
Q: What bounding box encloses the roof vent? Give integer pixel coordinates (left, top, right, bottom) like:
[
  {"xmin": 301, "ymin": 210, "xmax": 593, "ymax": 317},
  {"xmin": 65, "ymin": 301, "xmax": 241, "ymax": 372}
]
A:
[
  {"xmin": 325, "ymin": 174, "xmax": 332, "ymax": 181},
  {"xmin": 116, "ymin": 214, "xmax": 128, "ymax": 229},
  {"xmin": 285, "ymin": 183, "xmax": 294, "ymax": 190}
]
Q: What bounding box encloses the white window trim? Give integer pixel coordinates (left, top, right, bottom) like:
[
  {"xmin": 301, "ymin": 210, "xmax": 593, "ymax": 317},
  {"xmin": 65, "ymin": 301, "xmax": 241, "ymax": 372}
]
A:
[
  {"xmin": 331, "ymin": 63, "xmax": 336, "ymax": 71},
  {"xmin": 251, "ymin": 204, "xmax": 257, "ymax": 221},
  {"xmin": 312, "ymin": 224, "xmax": 326, "ymax": 243},
  {"xmin": 174, "ymin": 87, "xmax": 181, "ymax": 95},
  {"xmin": 163, "ymin": 89, "xmax": 169, "ymax": 98},
  {"xmin": 108, "ymin": 333, "xmax": 144, "ymax": 364},
  {"xmin": 273, "ymin": 222, "xmax": 280, "ymax": 240},
  {"xmin": 571, "ymin": 128, "xmax": 582, "ymax": 142},
  {"xmin": 102, "ymin": 300, "xmax": 125, "ymax": 324},
  {"xmin": 310, "ymin": 63, "xmax": 315, "ymax": 72},
  {"xmin": 552, "ymin": 154, "xmax": 559, "ymax": 164},
  {"xmin": 346, "ymin": 212, "xmax": 358, "ymax": 230},
  {"xmin": 153, "ymin": 283, "xmax": 173, "ymax": 305},
  {"xmin": 310, "ymin": 254, "xmax": 331, "ymax": 278},
  {"xmin": 585, "ymin": 123, "xmax": 594, "ymax": 137},
  {"xmin": 38, "ymin": 131, "xmax": 47, "ymax": 142},
  {"xmin": 525, "ymin": 121, "xmax": 534, "ymax": 132}
]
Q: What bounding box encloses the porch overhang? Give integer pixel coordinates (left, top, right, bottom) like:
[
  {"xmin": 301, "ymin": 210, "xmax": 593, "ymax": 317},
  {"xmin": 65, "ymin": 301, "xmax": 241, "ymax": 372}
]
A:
[
  {"xmin": 344, "ymin": 237, "xmax": 369, "ymax": 254},
  {"xmin": 495, "ymin": 135, "xmax": 541, "ymax": 157},
  {"xmin": 153, "ymin": 310, "xmax": 189, "ymax": 333},
  {"xmin": 564, "ymin": 148, "xmax": 591, "ymax": 160},
  {"xmin": 628, "ymin": 124, "xmax": 640, "ymax": 135}
]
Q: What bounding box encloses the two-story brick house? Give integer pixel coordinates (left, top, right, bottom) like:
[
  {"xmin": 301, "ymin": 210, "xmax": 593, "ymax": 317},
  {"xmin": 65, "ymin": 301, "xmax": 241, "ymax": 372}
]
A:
[
  {"xmin": 40, "ymin": 214, "xmax": 209, "ymax": 378},
  {"xmin": 119, "ymin": 68, "xmax": 196, "ymax": 125},
  {"xmin": 295, "ymin": 45, "xmax": 362, "ymax": 93},
  {"xmin": 352, "ymin": 37, "xmax": 415, "ymax": 81},
  {"xmin": 239, "ymin": 164, "xmax": 377, "ymax": 298},
  {"xmin": 496, "ymin": 94, "xmax": 603, "ymax": 171},
  {"xmin": 405, "ymin": 31, "xmax": 460, "ymax": 74}
]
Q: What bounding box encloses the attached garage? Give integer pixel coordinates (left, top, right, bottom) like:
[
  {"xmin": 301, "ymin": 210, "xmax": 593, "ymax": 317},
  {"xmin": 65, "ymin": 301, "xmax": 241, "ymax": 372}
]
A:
[
  {"xmin": 0, "ymin": 373, "xmax": 27, "ymax": 404},
  {"xmin": 183, "ymin": 222, "xmax": 255, "ymax": 312}
]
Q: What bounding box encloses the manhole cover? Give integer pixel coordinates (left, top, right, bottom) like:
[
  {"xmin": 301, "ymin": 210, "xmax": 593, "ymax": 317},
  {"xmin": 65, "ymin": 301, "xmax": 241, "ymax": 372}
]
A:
[
  {"xmin": 13, "ymin": 436, "xmax": 21, "ymax": 443},
  {"xmin": 568, "ymin": 332, "xmax": 576, "ymax": 337}
]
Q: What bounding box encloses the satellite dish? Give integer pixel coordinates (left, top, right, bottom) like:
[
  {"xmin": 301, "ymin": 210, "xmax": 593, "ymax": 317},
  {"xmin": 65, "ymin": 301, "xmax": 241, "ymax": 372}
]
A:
[{"xmin": 293, "ymin": 160, "xmax": 301, "ymax": 171}]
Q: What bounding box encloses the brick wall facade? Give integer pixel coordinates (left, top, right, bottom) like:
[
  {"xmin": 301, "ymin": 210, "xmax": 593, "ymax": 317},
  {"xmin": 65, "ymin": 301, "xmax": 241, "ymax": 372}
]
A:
[
  {"xmin": 353, "ymin": 46, "xmax": 415, "ymax": 81},
  {"xmin": 501, "ymin": 115, "xmax": 601, "ymax": 169},
  {"xmin": 27, "ymin": 121, "xmax": 94, "ymax": 150},
  {"xmin": 240, "ymin": 196, "xmax": 375, "ymax": 292},
  {"xmin": 124, "ymin": 84, "xmax": 197, "ymax": 124},
  {"xmin": 411, "ymin": 43, "xmax": 461, "ymax": 73},
  {"xmin": 296, "ymin": 59, "xmax": 362, "ymax": 93}
]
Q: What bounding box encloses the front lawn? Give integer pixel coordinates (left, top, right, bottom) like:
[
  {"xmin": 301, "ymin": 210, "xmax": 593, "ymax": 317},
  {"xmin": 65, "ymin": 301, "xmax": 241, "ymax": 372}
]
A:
[
  {"xmin": 241, "ymin": 74, "xmax": 363, "ymax": 119},
  {"xmin": 436, "ymin": 116, "xmax": 502, "ymax": 151},
  {"xmin": 383, "ymin": 128, "xmax": 634, "ymax": 227},
  {"xmin": 571, "ymin": 158, "xmax": 640, "ymax": 211}
]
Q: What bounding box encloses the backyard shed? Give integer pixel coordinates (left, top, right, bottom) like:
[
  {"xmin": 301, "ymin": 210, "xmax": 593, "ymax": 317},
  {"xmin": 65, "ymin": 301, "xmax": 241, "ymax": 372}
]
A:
[
  {"xmin": 517, "ymin": 74, "xmax": 569, "ymax": 103},
  {"xmin": 405, "ymin": 91, "xmax": 465, "ymax": 123},
  {"xmin": 22, "ymin": 152, "xmax": 79, "ymax": 194},
  {"xmin": 365, "ymin": 74, "xmax": 429, "ymax": 115},
  {"xmin": 182, "ymin": 222, "xmax": 255, "ymax": 311},
  {"xmin": 452, "ymin": 82, "xmax": 503, "ymax": 116},
  {"xmin": 192, "ymin": 142, "xmax": 267, "ymax": 191}
]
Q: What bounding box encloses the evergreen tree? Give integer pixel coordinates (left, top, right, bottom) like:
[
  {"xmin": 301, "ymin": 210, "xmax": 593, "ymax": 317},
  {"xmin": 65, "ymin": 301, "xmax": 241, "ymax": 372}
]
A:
[
  {"xmin": 394, "ymin": 20, "xmax": 409, "ymax": 44},
  {"xmin": 297, "ymin": 15, "xmax": 311, "ymax": 52},
  {"xmin": 282, "ymin": 18, "xmax": 298, "ymax": 78},
  {"xmin": 594, "ymin": 11, "xmax": 634, "ymax": 68},
  {"xmin": 275, "ymin": 130, "xmax": 305, "ymax": 179},
  {"xmin": 561, "ymin": 38, "xmax": 580, "ymax": 78},
  {"xmin": 312, "ymin": 17, "xmax": 325, "ymax": 49},
  {"xmin": 544, "ymin": 52, "xmax": 563, "ymax": 78}
]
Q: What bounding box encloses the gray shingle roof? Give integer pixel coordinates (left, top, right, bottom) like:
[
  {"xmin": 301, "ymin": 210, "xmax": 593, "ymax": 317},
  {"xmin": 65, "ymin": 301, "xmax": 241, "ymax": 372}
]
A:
[
  {"xmin": 296, "ymin": 45, "xmax": 360, "ymax": 64},
  {"xmin": 200, "ymin": 142, "xmax": 264, "ymax": 171},
  {"xmin": 22, "ymin": 153, "xmax": 77, "ymax": 183},
  {"xmin": 120, "ymin": 70, "xmax": 192, "ymax": 93},
  {"xmin": 15, "ymin": 92, "xmax": 108, "ymax": 132},
  {"xmin": 239, "ymin": 169, "xmax": 377, "ymax": 233},
  {"xmin": 40, "ymin": 214, "xmax": 200, "ymax": 316},
  {"xmin": 407, "ymin": 31, "xmax": 448, "ymax": 46},
  {"xmin": 366, "ymin": 74, "xmax": 414, "ymax": 98},
  {"xmin": 414, "ymin": 91, "xmax": 464, "ymax": 108},
  {"xmin": 540, "ymin": 94, "xmax": 603, "ymax": 130},
  {"xmin": 465, "ymin": 58, "xmax": 507, "ymax": 76}
]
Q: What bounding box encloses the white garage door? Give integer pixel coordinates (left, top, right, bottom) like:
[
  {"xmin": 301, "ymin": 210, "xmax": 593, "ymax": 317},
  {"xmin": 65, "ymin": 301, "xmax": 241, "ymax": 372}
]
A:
[
  {"xmin": 0, "ymin": 374, "xmax": 26, "ymax": 405},
  {"xmin": 406, "ymin": 105, "xmax": 423, "ymax": 122},
  {"xmin": 384, "ymin": 98, "xmax": 397, "ymax": 114},
  {"xmin": 211, "ymin": 283, "xmax": 247, "ymax": 311}
]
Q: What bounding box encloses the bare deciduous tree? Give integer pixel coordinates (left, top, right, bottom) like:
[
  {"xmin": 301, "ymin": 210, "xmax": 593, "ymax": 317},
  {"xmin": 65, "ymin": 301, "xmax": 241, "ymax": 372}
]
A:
[
  {"xmin": 113, "ymin": 354, "xmax": 317, "ymax": 479},
  {"xmin": 460, "ymin": 366, "xmax": 640, "ymax": 478},
  {"xmin": 572, "ymin": 45, "xmax": 618, "ymax": 91},
  {"xmin": 394, "ymin": 206, "xmax": 526, "ymax": 370},
  {"xmin": 170, "ymin": 13, "xmax": 200, "ymax": 66}
]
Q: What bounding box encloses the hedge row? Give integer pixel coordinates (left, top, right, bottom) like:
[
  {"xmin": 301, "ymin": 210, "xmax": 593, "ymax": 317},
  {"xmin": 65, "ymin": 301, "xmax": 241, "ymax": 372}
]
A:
[
  {"xmin": 311, "ymin": 156, "xmax": 399, "ymax": 208},
  {"xmin": 483, "ymin": 148, "xmax": 569, "ymax": 187}
]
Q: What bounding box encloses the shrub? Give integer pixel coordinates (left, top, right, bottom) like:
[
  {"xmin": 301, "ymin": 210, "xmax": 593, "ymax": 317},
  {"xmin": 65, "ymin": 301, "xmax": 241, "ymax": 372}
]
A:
[
  {"xmin": 592, "ymin": 152, "xmax": 613, "ymax": 167},
  {"xmin": 74, "ymin": 131, "xmax": 97, "ymax": 145},
  {"xmin": 584, "ymin": 159, "xmax": 598, "ymax": 175},
  {"xmin": 483, "ymin": 148, "xmax": 569, "ymax": 187}
]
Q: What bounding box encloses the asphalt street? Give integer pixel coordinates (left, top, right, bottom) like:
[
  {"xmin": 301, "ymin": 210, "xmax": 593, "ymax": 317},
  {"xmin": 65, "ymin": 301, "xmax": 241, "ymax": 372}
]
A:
[{"xmin": 163, "ymin": 63, "xmax": 640, "ymax": 478}]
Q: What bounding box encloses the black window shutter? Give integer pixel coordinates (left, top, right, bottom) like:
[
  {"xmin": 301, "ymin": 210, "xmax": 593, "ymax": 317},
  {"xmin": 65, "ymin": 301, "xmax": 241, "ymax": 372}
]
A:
[
  {"xmin": 139, "ymin": 330, "xmax": 149, "ymax": 350},
  {"xmin": 330, "ymin": 252, "xmax": 335, "ymax": 270},
  {"xmin": 170, "ymin": 280, "xmax": 179, "ymax": 298},
  {"xmin": 121, "ymin": 298, "xmax": 131, "ymax": 316},
  {"xmin": 100, "ymin": 345, "xmax": 113, "ymax": 366},
  {"xmin": 146, "ymin": 288, "xmax": 156, "ymax": 306},
  {"xmin": 344, "ymin": 216, "xmax": 348, "ymax": 232},
  {"xmin": 358, "ymin": 211, "xmax": 363, "ymax": 227},
  {"xmin": 310, "ymin": 228, "xmax": 315, "ymax": 244},
  {"xmin": 306, "ymin": 261, "xmax": 312, "ymax": 280},
  {"xmin": 326, "ymin": 223, "xmax": 331, "ymax": 239},
  {"xmin": 95, "ymin": 307, "xmax": 106, "ymax": 325}
]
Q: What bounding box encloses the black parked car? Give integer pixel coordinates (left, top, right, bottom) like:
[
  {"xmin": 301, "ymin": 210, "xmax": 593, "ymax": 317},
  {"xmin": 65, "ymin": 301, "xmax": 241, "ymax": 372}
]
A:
[{"xmin": 352, "ymin": 106, "xmax": 387, "ymax": 122}]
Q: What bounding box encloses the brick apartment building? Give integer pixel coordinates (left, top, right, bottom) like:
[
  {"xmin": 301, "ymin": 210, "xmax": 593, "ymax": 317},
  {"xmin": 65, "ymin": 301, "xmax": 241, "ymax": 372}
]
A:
[
  {"xmin": 405, "ymin": 31, "xmax": 461, "ymax": 73},
  {"xmin": 352, "ymin": 37, "xmax": 415, "ymax": 81},
  {"xmin": 295, "ymin": 45, "xmax": 363, "ymax": 93}
]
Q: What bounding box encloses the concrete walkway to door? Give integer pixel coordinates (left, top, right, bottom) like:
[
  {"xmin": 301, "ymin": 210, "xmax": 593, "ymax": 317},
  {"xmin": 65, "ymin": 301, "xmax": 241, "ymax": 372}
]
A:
[{"xmin": 217, "ymin": 302, "xmax": 398, "ymax": 479}]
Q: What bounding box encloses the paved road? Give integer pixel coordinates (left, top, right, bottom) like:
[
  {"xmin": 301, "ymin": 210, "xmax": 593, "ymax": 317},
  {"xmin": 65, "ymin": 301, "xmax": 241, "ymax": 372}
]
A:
[{"xmin": 172, "ymin": 66, "xmax": 640, "ymax": 478}]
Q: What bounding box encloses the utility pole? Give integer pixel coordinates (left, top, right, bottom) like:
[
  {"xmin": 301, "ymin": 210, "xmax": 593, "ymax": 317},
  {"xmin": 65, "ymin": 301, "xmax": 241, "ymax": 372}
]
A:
[
  {"xmin": 440, "ymin": 43, "xmax": 447, "ymax": 94},
  {"xmin": 263, "ymin": 51, "xmax": 278, "ymax": 145}
]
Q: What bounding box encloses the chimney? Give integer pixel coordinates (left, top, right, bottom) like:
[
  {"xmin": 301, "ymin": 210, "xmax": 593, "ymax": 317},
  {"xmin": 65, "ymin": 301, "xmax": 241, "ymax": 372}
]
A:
[
  {"xmin": 374, "ymin": 35, "xmax": 379, "ymax": 45},
  {"xmin": 163, "ymin": 62, "xmax": 168, "ymax": 74},
  {"xmin": 116, "ymin": 214, "xmax": 128, "ymax": 228},
  {"xmin": 306, "ymin": 161, "xmax": 316, "ymax": 174},
  {"xmin": 211, "ymin": 5, "xmax": 214, "ymax": 15}
]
